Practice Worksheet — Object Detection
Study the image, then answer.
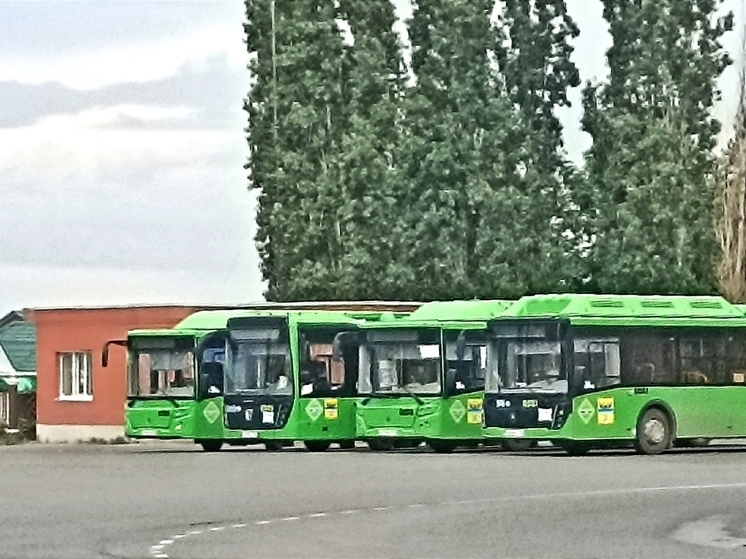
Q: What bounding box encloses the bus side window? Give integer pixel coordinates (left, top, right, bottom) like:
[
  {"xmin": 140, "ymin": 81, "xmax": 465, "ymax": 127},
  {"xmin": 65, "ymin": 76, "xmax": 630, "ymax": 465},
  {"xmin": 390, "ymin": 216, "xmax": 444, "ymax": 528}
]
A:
[
  {"xmin": 680, "ymin": 332, "xmax": 728, "ymax": 385},
  {"xmin": 574, "ymin": 339, "xmax": 620, "ymax": 390},
  {"xmin": 726, "ymin": 334, "xmax": 746, "ymax": 385},
  {"xmin": 620, "ymin": 333, "xmax": 676, "ymax": 385}
]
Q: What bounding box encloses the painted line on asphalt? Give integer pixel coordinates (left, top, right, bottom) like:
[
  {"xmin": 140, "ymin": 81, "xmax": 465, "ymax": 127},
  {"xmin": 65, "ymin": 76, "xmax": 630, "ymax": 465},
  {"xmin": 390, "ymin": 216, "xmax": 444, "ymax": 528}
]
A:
[{"xmin": 147, "ymin": 481, "xmax": 746, "ymax": 559}]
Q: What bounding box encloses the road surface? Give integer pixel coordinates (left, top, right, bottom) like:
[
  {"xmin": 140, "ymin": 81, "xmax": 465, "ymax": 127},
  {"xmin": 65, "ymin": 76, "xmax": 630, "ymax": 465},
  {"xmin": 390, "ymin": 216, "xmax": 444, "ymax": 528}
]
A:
[{"xmin": 1, "ymin": 441, "xmax": 746, "ymax": 558}]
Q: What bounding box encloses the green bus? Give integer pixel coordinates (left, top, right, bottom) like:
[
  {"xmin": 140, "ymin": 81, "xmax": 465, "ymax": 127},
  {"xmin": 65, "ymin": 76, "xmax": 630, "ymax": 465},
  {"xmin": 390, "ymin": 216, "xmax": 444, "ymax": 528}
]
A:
[
  {"xmin": 104, "ymin": 304, "xmax": 419, "ymax": 451},
  {"xmin": 482, "ymin": 294, "xmax": 746, "ymax": 455},
  {"xmin": 355, "ymin": 300, "xmax": 513, "ymax": 452},
  {"xmin": 206, "ymin": 309, "xmax": 400, "ymax": 451},
  {"xmin": 104, "ymin": 310, "xmax": 251, "ymax": 443}
]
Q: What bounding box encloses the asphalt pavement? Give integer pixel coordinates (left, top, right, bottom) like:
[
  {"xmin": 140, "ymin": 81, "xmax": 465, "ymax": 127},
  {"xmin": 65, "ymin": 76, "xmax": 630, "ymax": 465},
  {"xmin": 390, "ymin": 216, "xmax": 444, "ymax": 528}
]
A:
[{"xmin": 2, "ymin": 441, "xmax": 746, "ymax": 558}]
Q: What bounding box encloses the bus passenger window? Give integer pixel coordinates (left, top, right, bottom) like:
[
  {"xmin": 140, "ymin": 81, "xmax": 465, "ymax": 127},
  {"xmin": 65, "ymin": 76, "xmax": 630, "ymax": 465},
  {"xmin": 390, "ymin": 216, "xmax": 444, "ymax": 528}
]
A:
[
  {"xmin": 574, "ymin": 339, "xmax": 620, "ymax": 390},
  {"xmin": 679, "ymin": 335, "xmax": 727, "ymax": 385}
]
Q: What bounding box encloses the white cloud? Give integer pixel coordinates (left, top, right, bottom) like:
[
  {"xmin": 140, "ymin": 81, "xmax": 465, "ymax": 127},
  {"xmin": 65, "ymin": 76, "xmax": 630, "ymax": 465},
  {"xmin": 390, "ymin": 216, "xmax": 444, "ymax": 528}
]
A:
[
  {"xmin": 0, "ymin": 105, "xmax": 233, "ymax": 195},
  {"xmin": 0, "ymin": 25, "xmax": 248, "ymax": 90}
]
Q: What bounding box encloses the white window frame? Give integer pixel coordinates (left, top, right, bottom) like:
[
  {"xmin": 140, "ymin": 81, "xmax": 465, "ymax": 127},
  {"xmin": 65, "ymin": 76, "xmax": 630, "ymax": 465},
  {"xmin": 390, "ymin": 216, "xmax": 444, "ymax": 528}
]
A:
[
  {"xmin": 58, "ymin": 351, "xmax": 93, "ymax": 402},
  {"xmin": 0, "ymin": 391, "xmax": 9, "ymax": 424}
]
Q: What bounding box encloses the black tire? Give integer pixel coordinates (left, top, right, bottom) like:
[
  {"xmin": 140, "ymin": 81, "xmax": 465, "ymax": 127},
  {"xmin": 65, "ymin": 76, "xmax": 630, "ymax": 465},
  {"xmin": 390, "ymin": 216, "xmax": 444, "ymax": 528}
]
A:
[
  {"xmin": 559, "ymin": 441, "xmax": 590, "ymax": 456},
  {"xmin": 304, "ymin": 440, "xmax": 331, "ymax": 452},
  {"xmin": 264, "ymin": 441, "xmax": 284, "ymax": 451},
  {"xmin": 338, "ymin": 440, "xmax": 356, "ymax": 450},
  {"xmin": 428, "ymin": 440, "xmax": 457, "ymax": 453},
  {"xmin": 394, "ymin": 439, "xmax": 422, "ymax": 449},
  {"xmin": 368, "ymin": 438, "xmax": 394, "ymax": 451},
  {"xmin": 199, "ymin": 439, "xmax": 223, "ymax": 452},
  {"xmin": 500, "ymin": 439, "xmax": 538, "ymax": 452},
  {"xmin": 634, "ymin": 407, "xmax": 672, "ymax": 455}
]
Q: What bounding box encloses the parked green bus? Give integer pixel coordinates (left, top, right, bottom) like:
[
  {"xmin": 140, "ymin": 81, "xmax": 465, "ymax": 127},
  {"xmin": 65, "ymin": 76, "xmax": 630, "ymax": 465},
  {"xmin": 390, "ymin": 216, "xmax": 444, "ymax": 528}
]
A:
[
  {"xmin": 104, "ymin": 303, "xmax": 419, "ymax": 451},
  {"xmin": 103, "ymin": 310, "xmax": 250, "ymax": 443},
  {"xmin": 355, "ymin": 300, "xmax": 513, "ymax": 452},
  {"xmin": 482, "ymin": 294, "xmax": 746, "ymax": 455},
  {"xmin": 206, "ymin": 310, "xmax": 395, "ymax": 451}
]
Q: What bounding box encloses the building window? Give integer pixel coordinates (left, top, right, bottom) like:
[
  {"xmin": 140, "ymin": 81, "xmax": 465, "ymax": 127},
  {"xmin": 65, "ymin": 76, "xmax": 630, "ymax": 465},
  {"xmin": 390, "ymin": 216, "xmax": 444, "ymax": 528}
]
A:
[
  {"xmin": 59, "ymin": 352, "xmax": 93, "ymax": 401},
  {"xmin": 0, "ymin": 391, "xmax": 9, "ymax": 424}
]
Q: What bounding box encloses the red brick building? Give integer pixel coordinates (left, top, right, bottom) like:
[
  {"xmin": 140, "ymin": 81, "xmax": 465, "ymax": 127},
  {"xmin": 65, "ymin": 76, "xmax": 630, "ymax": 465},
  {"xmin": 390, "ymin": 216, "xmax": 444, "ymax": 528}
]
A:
[{"xmin": 26, "ymin": 306, "xmax": 196, "ymax": 442}]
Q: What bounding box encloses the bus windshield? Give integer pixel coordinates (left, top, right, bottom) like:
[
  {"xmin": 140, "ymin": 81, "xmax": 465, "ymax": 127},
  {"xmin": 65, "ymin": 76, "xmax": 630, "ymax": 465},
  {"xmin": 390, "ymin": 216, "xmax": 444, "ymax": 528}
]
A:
[
  {"xmin": 225, "ymin": 329, "xmax": 292, "ymax": 396},
  {"xmin": 360, "ymin": 330, "xmax": 441, "ymax": 396},
  {"xmin": 487, "ymin": 339, "xmax": 567, "ymax": 394},
  {"xmin": 128, "ymin": 337, "xmax": 195, "ymax": 398}
]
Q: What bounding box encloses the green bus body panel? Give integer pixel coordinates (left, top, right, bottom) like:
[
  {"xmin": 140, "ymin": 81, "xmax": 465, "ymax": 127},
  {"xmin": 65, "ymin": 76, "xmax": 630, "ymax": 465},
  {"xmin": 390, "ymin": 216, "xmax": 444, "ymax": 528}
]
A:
[
  {"xmin": 125, "ymin": 399, "xmax": 196, "ymax": 439},
  {"xmin": 408, "ymin": 300, "xmax": 513, "ymax": 322},
  {"xmin": 484, "ymin": 385, "xmax": 746, "ymax": 442},
  {"xmin": 355, "ymin": 393, "xmax": 485, "ymax": 441},
  {"xmin": 501, "ymin": 294, "xmax": 746, "ymax": 326}
]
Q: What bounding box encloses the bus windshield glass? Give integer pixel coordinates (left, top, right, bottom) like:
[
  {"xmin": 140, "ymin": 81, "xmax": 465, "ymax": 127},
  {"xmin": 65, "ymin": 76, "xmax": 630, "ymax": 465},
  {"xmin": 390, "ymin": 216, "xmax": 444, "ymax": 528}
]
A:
[
  {"xmin": 444, "ymin": 334, "xmax": 488, "ymax": 394},
  {"xmin": 128, "ymin": 337, "xmax": 195, "ymax": 397},
  {"xmin": 225, "ymin": 327, "xmax": 292, "ymax": 396},
  {"xmin": 486, "ymin": 323, "xmax": 567, "ymax": 394},
  {"xmin": 360, "ymin": 330, "xmax": 441, "ymax": 396}
]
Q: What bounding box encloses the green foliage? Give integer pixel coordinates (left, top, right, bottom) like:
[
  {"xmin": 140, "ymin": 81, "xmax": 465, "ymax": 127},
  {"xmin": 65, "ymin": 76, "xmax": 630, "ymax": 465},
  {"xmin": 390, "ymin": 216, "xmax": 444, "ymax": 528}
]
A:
[
  {"xmin": 581, "ymin": 0, "xmax": 733, "ymax": 294},
  {"xmin": 246, "ymin": 0, "xmax": 734, "ymax": 301},
  {"xmin": 247, "ymin": 0, "xmax": 349, "ymax": 301}
]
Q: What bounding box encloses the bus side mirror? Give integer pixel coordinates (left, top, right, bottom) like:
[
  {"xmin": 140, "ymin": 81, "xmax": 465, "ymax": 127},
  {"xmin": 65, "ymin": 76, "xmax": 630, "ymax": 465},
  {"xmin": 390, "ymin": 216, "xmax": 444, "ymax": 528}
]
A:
[{"xmin": 101, "ymin": 339, "xmax": 127, "ymax": 367}]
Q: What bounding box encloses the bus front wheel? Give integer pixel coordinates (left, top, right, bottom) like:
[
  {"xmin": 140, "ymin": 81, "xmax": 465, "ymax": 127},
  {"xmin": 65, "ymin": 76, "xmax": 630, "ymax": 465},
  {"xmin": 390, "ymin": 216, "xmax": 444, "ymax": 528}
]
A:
[
  {"xmin": 338, "ymin": 440, "xmax": 356, "ymax": 450},
  {"xmin": 199, "ymin": 440, "xmax": 223, "ymax": 452},
  {"xmin": 500, "ymin": 439, "xmax": 537, "ymax": 452},
  {"xmin": 559, "ymin": 440, "xmax": 590, "ymax": 456},
  {"xmin": 368, "ymin": 439, "xmax": 394, "ymax": 451},
  {"xmin": 635, "ymin": 407, "xmax": 672, "ymax": 455},
  {"xmin": 264, "ymin": 441, "xmax": 284, "ymax": 451},
  {"xmin": 304, "ymin": 441, "xmax": 331, "ymax": 452},
  {"xmin": 428, "ymin": 440, "xmax": 456, "ymax": 453}
]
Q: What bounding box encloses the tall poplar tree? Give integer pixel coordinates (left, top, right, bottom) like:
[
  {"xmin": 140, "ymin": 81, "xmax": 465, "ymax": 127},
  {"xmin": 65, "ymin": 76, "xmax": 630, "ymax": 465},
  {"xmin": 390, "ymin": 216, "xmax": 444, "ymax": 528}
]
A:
[
  {"xmin": 489, "ymin": 0, "xmax": 583, "ymax": 294},
  {"xmin": 329, "ymin": 0, "xmax": 408, "ymax": 299},
  {"xmin": 399, "ymin": 0, "xmax": 523, "ymax": 300},
  {"xmin": 246, "ymin": 0, "xmax": 348, "ymax": 301},
  {"xmin": 581, "ymin": 0, "xmax": 733, "ymax": 294}
]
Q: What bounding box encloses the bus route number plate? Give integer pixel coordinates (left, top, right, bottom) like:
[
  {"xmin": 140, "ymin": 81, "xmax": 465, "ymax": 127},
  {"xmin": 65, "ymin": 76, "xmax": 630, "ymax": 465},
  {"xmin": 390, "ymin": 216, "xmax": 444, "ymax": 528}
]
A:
[{"xmin": 504, "ymin": 429, "xmax": 526, "ymax": 438}]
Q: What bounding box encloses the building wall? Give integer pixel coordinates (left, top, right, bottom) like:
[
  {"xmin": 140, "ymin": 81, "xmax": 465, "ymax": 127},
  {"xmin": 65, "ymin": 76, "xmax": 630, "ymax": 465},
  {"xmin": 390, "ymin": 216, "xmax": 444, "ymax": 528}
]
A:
[{"xmin": 27, "ymin": 306, "xmax": 196, "ymax": 442}]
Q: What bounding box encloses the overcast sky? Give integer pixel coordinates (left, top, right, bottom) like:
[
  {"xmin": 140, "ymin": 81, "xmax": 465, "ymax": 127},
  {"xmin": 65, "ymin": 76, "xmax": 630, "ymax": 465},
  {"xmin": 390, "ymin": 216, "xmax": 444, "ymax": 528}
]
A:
[{"xmin": 0, "ymin": 0, "xmax": 742, "ymax": 314}]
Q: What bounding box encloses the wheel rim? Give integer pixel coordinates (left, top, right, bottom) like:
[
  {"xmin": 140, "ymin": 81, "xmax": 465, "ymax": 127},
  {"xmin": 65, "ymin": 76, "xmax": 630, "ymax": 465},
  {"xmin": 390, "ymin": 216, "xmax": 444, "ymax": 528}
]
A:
[{"xmin": 643, "ymin": 417, "xmax": 666, "ymax": 445}]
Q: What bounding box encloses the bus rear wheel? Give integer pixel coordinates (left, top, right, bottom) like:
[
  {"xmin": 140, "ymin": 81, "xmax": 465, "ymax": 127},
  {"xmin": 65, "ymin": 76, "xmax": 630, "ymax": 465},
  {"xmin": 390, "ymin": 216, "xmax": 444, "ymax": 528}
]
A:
[
  {"xmin": 500, "ymin": 439, "xmax": 537, "ymax": 452},
  {"xmin": 338, "ymin": 440, "xmax": 356, "ymax": 450},
  {"xmin": 199, "ymin": 440, "xmax": 223, "ymax": 452},
  {"xmin": 635, "ymin": 407, "xmax": 672, "ymax": 455},
  {"xmin": 304, "ymin": 441, "xmax": 331, "ymax": 452}
]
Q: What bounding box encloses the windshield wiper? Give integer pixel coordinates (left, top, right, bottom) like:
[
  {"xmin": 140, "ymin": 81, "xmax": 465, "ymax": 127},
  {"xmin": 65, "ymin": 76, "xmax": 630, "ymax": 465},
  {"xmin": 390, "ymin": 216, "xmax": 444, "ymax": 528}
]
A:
[{"xmin": 401, "ymin": 385, "xmax": 425, "ymax": 405}]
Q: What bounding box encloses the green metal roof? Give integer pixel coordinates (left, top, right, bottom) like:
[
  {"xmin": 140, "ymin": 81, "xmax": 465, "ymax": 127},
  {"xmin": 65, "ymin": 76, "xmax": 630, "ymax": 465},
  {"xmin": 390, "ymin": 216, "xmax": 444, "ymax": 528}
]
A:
[
  {"xmin": 0, "ymin": 320, "xmax": 36, "ymax": 373},
  {"xmin": 408, "ymin": 300, "xmax": 513, "ymax": 322},
  {"xmin": 499, "ymin": 294, "xmax": 746, "ymax": 327}
]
